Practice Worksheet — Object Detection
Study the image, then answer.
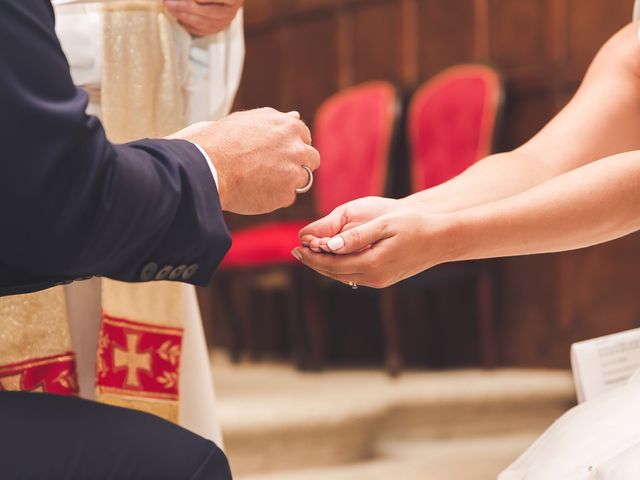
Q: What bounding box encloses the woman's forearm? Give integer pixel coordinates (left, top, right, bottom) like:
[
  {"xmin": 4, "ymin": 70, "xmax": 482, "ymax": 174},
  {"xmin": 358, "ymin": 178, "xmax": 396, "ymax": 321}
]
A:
[
  {"xmin": 403, "ymin": 149, "xmax": 565, "ymax": 213},
  {"xmin": 444, "ymin": 151, "xmax": 640, "ymax": 263}
]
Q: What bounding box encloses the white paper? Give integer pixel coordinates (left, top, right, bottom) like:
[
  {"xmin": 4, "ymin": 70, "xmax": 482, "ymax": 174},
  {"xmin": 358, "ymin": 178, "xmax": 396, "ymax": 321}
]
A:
[{"xmin": 571, "ymin": 328, "xmax": 640, "ymax": 403}]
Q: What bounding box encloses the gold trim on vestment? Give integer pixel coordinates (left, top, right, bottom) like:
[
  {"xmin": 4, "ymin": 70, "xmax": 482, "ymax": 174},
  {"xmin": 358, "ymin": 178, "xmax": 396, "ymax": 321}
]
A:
[
  {"xmin": 0, "ymin": 353, "xmax": 76, "ymax": 373},
  {"xmin": 96, "ymin": 385, "xmax": 179, "ymax": 401},
  {"xmin": 102, "ymin": 315, "xmax": 184, "ymax": 337},
  {"xmin": 96, "ymin": 393, "xmax": 179, "ymax": 424}
]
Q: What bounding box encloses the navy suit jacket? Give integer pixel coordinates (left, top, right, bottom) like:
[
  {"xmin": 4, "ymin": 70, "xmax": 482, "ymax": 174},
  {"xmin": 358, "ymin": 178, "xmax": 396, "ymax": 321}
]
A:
[{"xmin": 0, "ymin": 0, "xmax": 232, "ymax": 296}]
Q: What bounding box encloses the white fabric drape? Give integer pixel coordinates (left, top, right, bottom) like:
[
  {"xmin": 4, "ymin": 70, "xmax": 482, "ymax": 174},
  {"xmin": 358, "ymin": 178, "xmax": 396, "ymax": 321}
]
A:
[
  {"xmin": 499, "ymin": 372, "xmax": 640, "ymax": 480},
  {"xmin": 53, "ymin": 0, "xmax": 244, "ymax": 446}
]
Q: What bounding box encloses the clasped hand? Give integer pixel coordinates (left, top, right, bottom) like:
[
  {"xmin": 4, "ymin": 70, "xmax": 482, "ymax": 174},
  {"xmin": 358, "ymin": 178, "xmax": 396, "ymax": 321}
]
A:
[
  {"xmin": 164, "ymin": 0, "xmax": 244, "ymax": 37},
  {"xmin": 293, "ymin": 197, "xmax": 456, "ymax": 288}
]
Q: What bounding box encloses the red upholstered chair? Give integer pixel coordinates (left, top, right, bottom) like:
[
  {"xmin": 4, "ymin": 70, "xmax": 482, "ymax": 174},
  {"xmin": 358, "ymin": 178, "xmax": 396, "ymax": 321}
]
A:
[
  {"xmin": 409, "ymin": 64, "xmax": 501, "ymax": 190},
  {"xmin": 380, "ymin": 64, "xmax": 503, "ymax": 375},
  {"xmin": 216, "ymin": 81, "xmax": 400, "ymax": 368}
]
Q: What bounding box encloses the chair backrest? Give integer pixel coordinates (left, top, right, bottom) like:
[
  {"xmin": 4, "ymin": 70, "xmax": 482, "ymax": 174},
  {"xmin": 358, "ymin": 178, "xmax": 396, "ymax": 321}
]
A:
[
  {"xmin": 408, "ymin": 64, "xmax": 503, "ymax": 191},
  {"xmin": 313, "ymin": 81, "xmax": 399, "ymax": 217}
]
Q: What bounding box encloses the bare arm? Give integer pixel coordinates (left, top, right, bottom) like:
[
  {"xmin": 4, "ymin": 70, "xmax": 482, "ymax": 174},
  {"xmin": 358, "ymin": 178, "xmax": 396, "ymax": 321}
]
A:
[
  {"xmin": 447, "ymin": 151, "xmax": 640, "ymax": 261},
  {"xmin": 295, "ymin": 150, "xmax": 640, "ymax": 288},
  {"xmin": 405, "ymin": 22, "xmax": 640, "ymax": 213}
]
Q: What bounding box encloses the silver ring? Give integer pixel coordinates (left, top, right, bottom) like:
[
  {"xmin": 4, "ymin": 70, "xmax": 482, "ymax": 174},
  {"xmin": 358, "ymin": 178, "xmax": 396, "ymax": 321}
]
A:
[
  {"xmin": 348, "ymin": 281, "xmax": 358, "ymax": 290},
  {"xmin": 295, "ymin": 165, "xmax": 314, "ymax": 194}
]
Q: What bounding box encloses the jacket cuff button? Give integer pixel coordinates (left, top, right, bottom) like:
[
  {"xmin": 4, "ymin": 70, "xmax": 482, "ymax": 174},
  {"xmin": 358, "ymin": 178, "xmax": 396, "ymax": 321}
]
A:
[
  {"xmin": 169, "ymin": 265, "xmax": 187, "ymax": 280},
  {"xmin": 140, "ymin": 262, "xmax": 158, "ymax": 281},
  {"xmin": 155, "ymin": 265, "xmax": 174, "ymax": 281},
  {"xmin": 182, "ymin": 264, "xmax": 199, "ymax": 280}
]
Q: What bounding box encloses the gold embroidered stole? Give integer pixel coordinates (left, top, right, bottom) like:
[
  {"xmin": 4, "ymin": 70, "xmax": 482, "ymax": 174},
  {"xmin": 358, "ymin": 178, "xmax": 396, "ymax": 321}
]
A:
[
  {"xmin": 100, "ymin": 0, "xmax": 184, "ymax": 142},
  {"xmin": 0, "ymin": 0, "xmax": 188, "ymax": 425},
  {"xmin": 96, "ymin": 0, "xmax": 187, "ymax": 423},
  {"xmin": 0, "ymin": 289, "xmax": 77, "ymax": 395}
]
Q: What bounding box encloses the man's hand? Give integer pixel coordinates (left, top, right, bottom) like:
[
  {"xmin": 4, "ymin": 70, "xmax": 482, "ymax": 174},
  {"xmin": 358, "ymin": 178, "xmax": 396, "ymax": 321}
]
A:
[
  {"xmin": 169, "ymin": 108, "xmax": 320, "ymax": 215},
  {"xmin": 164, "ymin": 0, "xmax": 243, "ymax": 37},
  {"xmin": 299, "ymin": 196, "xmax": 401, "ymax": 252}
]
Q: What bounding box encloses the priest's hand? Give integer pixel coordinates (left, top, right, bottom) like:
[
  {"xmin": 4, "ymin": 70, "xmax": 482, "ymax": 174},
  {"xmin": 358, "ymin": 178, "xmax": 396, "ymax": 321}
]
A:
[
  {"xmin": 169, "ymin": 108, "xmax": 320, "ymax": 215},
  {"xmin": 164, "ymin": 0, "xmax": 243, "ymax": 37}
]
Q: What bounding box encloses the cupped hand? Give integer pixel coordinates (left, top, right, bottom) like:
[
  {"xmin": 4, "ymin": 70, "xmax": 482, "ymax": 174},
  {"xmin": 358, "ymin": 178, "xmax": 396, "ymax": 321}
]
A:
[
  {"xmin": 293, "ymin": 208, "xmax": 457, "ymax": 289},
  {"xmin": 299, "ymin": 196, "xmax": 401, "ymax": 253},
  {"xmin": 165, "ymin": 0, "xmax": 244, "ymax": 37}
]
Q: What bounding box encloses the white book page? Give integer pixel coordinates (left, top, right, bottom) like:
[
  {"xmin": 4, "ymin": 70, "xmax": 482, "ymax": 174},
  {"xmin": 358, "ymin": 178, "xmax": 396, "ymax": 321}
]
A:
[{"xmin": 571, "ymin": 328, "xmax": 640, "ymax": 403}]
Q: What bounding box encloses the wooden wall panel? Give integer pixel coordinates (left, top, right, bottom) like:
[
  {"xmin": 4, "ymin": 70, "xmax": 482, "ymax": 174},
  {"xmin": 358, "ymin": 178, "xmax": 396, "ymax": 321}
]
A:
[
  {"xmin": 416, "ymin": 0, "xmax": 476, "ymax": 79},
  {"xmin": 286, "ymin": 15, "xmax": 340, "ymax": 118},
  {"xmin": 352, "ymin": 1, "xmax": 404, "ymax": 84},
  {"xmin": 488, "ymin": 0, "xmax": 550, "ymax": 71},
  {"xmin": 497, "ymin": 233, "xmax": 640, "ymax": 368},
  {"xmin": 567, "ymin": 0, "xmax": 634, "ymax": 78},
  {"xmin": 235, "ymin": 30, "xmax": 283, "ymax": 110},
  {"xmin": 500, "ymin": 90, "xmax": 556, "ymax": 150},
  {"xmin": 218, "ymin": 0, "xmax": 640, "ymax": 368},
  {"xmin": 496, "ymin": 255, "xmax": 559, "ymax": 368}
]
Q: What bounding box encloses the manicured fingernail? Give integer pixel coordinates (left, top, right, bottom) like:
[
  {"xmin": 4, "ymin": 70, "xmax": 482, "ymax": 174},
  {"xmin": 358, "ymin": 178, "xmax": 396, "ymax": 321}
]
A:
[
  {"xmin": 301, "ymin": 241, "xmax": 310, "ymax": 247},
  {"xmin": 291, "ymin": 249, "xmax": 303, "ymax": 261},
  {"xmin": 327, "ymin": 236, "xmax": 345, "ymax": 251}
]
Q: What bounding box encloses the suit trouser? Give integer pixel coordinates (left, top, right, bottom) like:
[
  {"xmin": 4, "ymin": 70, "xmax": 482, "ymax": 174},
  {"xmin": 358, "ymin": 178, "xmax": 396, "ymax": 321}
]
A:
[{"xmin": 0, "ymin": 392, "xmax": 232, "ymax": 479}]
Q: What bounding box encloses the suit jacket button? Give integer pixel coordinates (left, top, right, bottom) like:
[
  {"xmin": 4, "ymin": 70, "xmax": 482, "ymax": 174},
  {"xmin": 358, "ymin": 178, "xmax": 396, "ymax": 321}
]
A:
[
  {"xmin": 169, "ymin": 265, "xmax": 187, "ymax": 280},
  {"xmin": 182, "ymin": 264, "xmax": 199, "ymax": 280},
  {"xmin": 140, "ymin": 262, "xmax": 158, "ymax": 281},
  {"xmin": 155, "ymin": 265, "xmax": 174, "ymax": 281}
]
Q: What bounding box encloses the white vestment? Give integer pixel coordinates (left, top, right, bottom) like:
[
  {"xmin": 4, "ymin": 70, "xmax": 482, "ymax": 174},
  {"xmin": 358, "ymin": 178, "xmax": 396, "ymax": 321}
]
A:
[{"xmin": 52, "ymin": 0, "xmax": 244, "ymax": 445}]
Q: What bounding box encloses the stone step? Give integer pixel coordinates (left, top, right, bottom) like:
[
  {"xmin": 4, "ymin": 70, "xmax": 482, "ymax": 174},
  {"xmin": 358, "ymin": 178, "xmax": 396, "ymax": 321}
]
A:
[
  {"xmin": 213, "ymin": 357, "xmax": 575, "ymax": 476},
  {"xmin": 237, "ymin": 434, "xmax": 540, "ymax": 480}
]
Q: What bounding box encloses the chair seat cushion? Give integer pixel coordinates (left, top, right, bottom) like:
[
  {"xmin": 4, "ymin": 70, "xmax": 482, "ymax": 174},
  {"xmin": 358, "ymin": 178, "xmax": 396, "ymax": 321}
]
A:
[{"xmin": 221, "ymin": 220, "xmax": 311, "ymax": 268}]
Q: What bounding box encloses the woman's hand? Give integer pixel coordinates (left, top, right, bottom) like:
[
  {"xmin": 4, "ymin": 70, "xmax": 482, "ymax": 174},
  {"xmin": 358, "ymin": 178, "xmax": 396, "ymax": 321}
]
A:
[
  {"xmin": 164, "ymin": 0, "xmax": 243, "ymax": 37},
  {"xmin": 299, "ymin": 196, "xmax": 401, "ymax": 253},
  {"xmin": 294, "ymin": 207, "xmax": 458, "ymax": 289}
]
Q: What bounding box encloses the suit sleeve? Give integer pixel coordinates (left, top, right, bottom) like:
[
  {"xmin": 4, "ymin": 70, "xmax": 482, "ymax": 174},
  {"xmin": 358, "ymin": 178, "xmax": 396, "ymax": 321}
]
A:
[{"xmin": 0, "ymin": 0, "xmax": 231, "ymax": 292}]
